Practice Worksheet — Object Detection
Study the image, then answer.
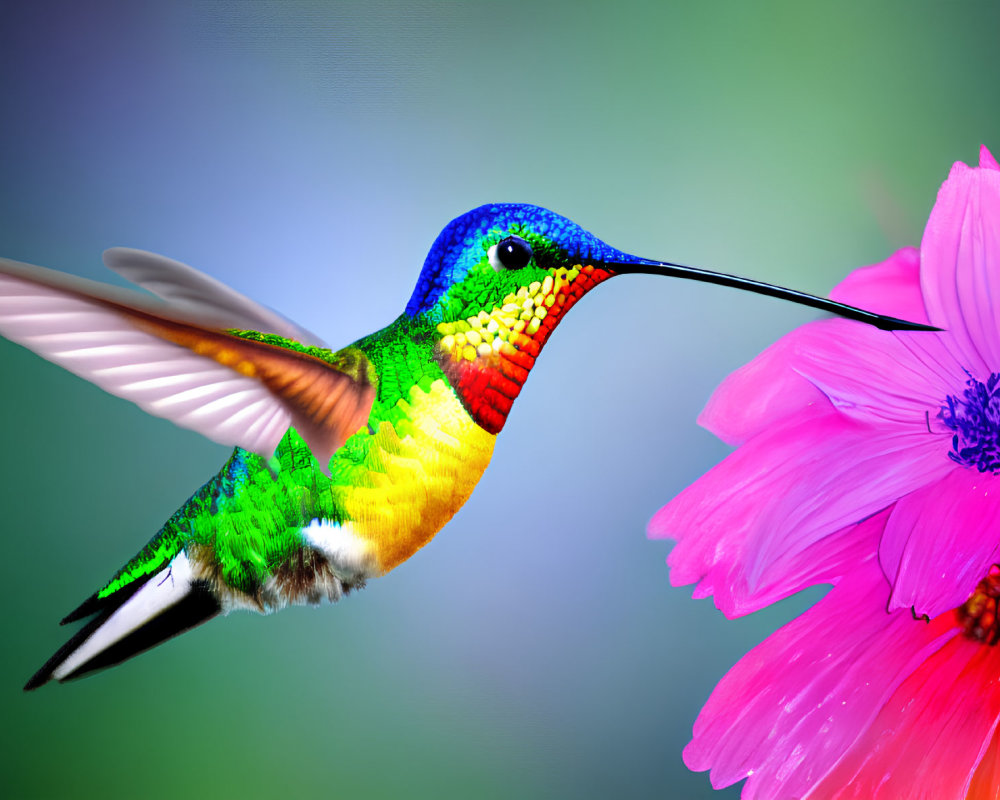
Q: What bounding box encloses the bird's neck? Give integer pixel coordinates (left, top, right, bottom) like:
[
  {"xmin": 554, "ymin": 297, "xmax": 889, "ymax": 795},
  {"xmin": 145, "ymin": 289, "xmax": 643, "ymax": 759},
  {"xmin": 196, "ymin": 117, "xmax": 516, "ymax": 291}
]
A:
[{"xmin": 430, "ymin": 264, "xmax": 612, "ymax": 433}]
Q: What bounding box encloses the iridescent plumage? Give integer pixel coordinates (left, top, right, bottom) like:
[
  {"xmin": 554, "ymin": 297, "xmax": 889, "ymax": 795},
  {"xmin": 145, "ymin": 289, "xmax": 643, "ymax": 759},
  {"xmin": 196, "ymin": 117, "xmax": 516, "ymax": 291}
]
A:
[{"xmin": 2, "ymin": 203, "xmax": 929, "ymax": 688}]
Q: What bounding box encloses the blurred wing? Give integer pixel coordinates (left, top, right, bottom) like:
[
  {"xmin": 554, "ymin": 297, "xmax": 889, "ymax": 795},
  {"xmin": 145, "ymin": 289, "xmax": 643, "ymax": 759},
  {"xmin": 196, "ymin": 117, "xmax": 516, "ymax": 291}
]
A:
[
  {"xmin": 0, "ymin": 256, "xmax": 374, "ymax": 467},
  {"xmin": 102, "ymin": 247, "xmax": 326, "ymax": 346}
]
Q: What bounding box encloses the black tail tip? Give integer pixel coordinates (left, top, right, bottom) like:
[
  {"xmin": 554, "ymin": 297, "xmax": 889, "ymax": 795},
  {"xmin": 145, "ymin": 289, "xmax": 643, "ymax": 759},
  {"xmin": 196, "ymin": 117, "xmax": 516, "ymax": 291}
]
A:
[
  {"xmin": 60, "ymin": 593, "xmax": 102, "ymax": 625},
  {"xmin": 23, "ymin": 609, "xmax": 111, "ymax": 691},
  {"xmin": 23, "ymin": 670, "xmax": 49, "ymax": 692},
  {"xmin": 24, "ymin": 583, "xmax": 221, "ymax": 691}
]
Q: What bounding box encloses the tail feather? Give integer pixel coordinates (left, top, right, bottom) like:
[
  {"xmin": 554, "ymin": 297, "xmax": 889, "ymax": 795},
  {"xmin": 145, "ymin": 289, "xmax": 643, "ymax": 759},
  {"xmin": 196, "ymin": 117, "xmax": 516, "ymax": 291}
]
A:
[
  {"xmin": 25, "ymin": 608, "xmax": 123, "ymax": 691},
  {"xmin": 25, "ymin": 552, "xmax": 220, "ymax": 690},
  {"xmin": 60, "ymin": 593, "xmax": 105, "ymax": 626},
  {"xmin": 59, "ymin": 580, "xmax": 145, "ymax": 626}
]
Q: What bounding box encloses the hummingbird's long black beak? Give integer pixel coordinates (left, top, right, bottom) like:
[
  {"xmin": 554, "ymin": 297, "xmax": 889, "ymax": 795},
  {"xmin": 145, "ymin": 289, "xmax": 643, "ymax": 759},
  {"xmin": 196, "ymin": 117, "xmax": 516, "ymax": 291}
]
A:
[{"xmin": 606, "ymin": 259, "xmax": 940, "ymax": 332}]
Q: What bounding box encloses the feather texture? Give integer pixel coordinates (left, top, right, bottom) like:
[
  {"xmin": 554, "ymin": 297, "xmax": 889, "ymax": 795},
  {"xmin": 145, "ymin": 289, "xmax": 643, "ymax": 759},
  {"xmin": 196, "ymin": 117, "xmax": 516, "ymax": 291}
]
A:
[
  {"xmin": 0, "ymin": 256, "xmax": 374, "ymax": 465},
  {"xmin": 102, "ymin": 247, "xmax": 326, "ymax": 345}
]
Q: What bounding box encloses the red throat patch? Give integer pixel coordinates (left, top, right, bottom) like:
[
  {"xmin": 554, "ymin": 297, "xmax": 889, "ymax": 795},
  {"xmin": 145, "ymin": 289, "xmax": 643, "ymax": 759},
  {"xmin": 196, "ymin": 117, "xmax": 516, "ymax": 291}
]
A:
[{"xmin": 435, "ymin": 264, "xmax": 611, "ymax": 433}]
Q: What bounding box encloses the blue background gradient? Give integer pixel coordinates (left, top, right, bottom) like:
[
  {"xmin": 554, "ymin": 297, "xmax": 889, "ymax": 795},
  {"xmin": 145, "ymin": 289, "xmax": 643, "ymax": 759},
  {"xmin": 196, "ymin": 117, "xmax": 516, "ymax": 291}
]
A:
[{"xmin": 1, "ymin": 2, "xmax": 998, "ymax": 798}]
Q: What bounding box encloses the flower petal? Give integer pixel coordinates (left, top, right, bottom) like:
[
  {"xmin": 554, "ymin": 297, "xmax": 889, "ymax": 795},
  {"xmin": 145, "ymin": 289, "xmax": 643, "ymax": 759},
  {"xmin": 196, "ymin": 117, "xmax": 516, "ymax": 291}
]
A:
[
  {"xmin": 720, "ymin": 511, "xmax": 886, "ymax": 615},
  {"xmin": 790, "ymin": 318, "xmax": 969, "ymax": 429},
  {"xmin": 713, "ymin": 510, "xmax": 895, "ymax": 619},
  {"xmin": 654, "ymin": 410, "xmax": 954, "ymax": 617},
  {"xmin": 684, "ymin": 563, "xmax": 959, "ymax": 799},
  {"xmin": 880, "ymin": 468, "xmax": 1000, "ymax": 618},
  {"xmin": 981, "ymin": 144, "xmax": 1000, "ymax": 172},
  {"xmin": 828, "ymin": 246, "xmax": 928, "ymax": 324},
  {"xmin": 809, "ymin": 634, "xmax": 1000, "ymax": 799},
  {"xmin": 697, "ymin": 326, "xmax": 829, "ymax": 447},
  {"xmin": 700, "ymin": 248, "xmax": 928, "ymax": 447},
  {"xmin": 967, "ymin": 726, "xmax": 1000, "ymax": 800},
  {"xmin": 745, "ymin": 427, "xmax": 952, "ymax": 594},
  {"xmin": 921, "ymin": 160, "xmax": 1000, "ymax": 373}
]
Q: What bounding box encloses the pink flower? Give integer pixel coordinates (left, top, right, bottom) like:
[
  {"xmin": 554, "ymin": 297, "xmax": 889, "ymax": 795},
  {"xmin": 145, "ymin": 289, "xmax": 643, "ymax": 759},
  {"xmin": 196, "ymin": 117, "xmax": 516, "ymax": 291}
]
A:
[
  {"xmin": 684, "ymin": 516, "xmax": 1000, "ymax": 799},
  {"xmin": 650, "ymin": 145, "xmax": 1000, "ymax": 796}
]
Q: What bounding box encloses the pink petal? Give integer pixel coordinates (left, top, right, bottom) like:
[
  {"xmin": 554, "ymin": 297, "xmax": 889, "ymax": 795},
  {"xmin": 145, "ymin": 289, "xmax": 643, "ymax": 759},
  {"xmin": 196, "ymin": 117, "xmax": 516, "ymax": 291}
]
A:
[
  {"xmin": 744, "ymin": 426, "xmax": 952, "ymax": 592},
  {"xmin": 921, "ymin": 161, "xmax": 1000, "ymax": 372},
  {"xmin": 698, "ymin": 326, "xmax": 829, "ymax": 447},
  {"xmin": 684, "ymin": 563, "xmax": 959, "ymax": 799},
  {"xmin": 981, "ymin": 144, "xmax": 1000, "ymax": 171},
  {"xmin": 810, "ymin": 635, "xmax": 1000, "ymax": 799},
  {"xmin": 700, "ymin": 510, "xmax": 884, "ymax": 616},
  {"xmin": 790, "ymin": 318, "xmax": 967, "ymax": 428},
  {"xmin": 738, "ymin": 510, "xmax": 885, "ymax": 610},
  {"xmin": 828, "ymin": 246, "xmax": 928, "ymax": 325},
  {"xmin": 654, "ymin": 409, "xmax": 954, "ymax": 618},
  {"xmin": 700, "ymin": 248, "xmax": 927, "ymax": 447},
  {"xmin": 880, "ymin": 468, "xmax": 1000, "ymax": 618}
]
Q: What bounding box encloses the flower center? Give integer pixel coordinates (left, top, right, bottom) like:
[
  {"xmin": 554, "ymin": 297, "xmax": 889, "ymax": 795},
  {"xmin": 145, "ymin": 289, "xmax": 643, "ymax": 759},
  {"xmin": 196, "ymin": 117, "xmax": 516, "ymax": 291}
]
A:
[
  {"xmin": 940, "ymin": 375, "xmax": 1000, "ymax": 473},
  {"xmin": 956, "ymin": 565, "xmax": 1000, "ymax": 644}
]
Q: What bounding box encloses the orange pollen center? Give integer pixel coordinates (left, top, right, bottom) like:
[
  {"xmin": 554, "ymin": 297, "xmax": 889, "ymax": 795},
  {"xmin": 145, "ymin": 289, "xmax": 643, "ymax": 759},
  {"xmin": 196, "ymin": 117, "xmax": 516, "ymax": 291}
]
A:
[{"xmin": 956, "ymin": 565, "xmax": 1000, "ymax": 644}]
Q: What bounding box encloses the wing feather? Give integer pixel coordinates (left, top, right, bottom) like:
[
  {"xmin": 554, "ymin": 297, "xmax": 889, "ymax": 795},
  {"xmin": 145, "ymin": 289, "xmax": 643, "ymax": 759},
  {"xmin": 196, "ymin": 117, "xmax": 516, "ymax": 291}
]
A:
[
  {"xmin": 102, "ymin": 247, "xmax": 326, "ymax": 346},
  {"xmin": 0, "ymin": 256, "xmax": 374, "ymax": 467}
]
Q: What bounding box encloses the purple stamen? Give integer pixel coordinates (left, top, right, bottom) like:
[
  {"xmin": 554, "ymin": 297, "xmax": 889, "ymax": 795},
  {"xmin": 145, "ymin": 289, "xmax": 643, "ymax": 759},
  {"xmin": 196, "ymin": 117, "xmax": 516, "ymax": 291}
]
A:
[{"xmin": 941, "ymin": 374, "xmax": 1000, "ymax": 473}]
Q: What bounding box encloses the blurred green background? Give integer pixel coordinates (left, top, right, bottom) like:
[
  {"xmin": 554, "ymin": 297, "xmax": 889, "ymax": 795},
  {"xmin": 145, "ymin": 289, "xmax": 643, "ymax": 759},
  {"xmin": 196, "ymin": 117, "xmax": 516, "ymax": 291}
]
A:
[{"xmin": 1, "ymin": 2, "xmax": 998, "ymax": 798}]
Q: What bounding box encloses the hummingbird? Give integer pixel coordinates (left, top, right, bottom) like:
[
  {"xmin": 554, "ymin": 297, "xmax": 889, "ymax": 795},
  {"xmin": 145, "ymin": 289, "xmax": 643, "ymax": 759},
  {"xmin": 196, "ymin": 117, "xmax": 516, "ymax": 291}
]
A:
[{"xmin": 2, "ymin": 203, "xmax": 932, "ymax": 690}]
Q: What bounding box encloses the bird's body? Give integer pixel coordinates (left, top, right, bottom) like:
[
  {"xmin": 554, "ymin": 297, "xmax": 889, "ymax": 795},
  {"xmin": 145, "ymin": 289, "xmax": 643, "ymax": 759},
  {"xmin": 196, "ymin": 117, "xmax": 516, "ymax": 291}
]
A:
[
  {"xmin": 3, "ymin": 204, "xmax": 931, "ymax": 688},
  {"xmin": 91, "ymin": 321, "xmax": 500, "ymax": 614},
  {"xmin": 46, "ymin": 367, "xmax": 495, "ymax": 684}
]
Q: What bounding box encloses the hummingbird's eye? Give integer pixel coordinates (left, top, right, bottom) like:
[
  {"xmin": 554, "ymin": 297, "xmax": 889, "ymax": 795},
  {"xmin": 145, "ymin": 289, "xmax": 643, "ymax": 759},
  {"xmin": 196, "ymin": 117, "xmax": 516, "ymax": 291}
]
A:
[{"xmin": 489, "ymin": 236, "xmax": 533, "ymax": 272}]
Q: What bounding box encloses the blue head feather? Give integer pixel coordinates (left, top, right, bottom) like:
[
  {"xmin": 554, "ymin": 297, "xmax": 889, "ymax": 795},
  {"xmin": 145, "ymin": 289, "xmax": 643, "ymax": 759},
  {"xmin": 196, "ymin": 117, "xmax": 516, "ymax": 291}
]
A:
[{"xmin": 405, "ymin": 203, "xmax": 629, "ymax": 317}]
